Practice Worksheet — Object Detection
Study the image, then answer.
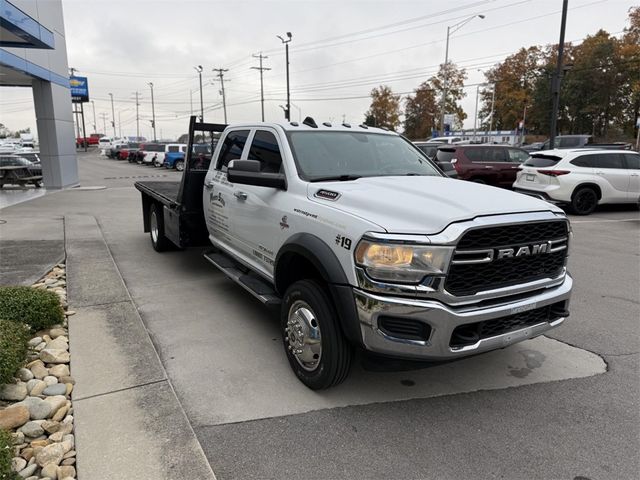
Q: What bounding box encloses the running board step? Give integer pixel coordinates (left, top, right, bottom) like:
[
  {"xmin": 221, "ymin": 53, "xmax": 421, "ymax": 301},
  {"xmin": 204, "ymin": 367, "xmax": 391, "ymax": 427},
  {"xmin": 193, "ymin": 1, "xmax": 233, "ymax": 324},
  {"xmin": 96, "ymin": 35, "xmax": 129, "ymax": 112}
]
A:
[{"xmin": 203, "ymin": 251, "xmax": 281, "ymax": 306}]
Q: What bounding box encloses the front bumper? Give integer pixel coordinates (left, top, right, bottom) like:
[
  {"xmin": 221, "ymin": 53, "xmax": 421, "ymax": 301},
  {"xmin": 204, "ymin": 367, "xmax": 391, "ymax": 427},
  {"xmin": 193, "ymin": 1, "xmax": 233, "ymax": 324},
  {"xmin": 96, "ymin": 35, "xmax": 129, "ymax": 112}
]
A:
[{"xmin": 353, "ymin": 274, "xmax": 572, "ymax": 360}]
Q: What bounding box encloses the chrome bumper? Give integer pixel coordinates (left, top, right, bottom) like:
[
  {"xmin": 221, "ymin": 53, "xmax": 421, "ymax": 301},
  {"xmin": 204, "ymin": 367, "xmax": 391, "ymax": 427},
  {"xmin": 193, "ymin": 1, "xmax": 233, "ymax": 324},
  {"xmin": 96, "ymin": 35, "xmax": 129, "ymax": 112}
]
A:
[{"xmin": 353, "ymin": 274, "xmax": 572, "ymax": 360}]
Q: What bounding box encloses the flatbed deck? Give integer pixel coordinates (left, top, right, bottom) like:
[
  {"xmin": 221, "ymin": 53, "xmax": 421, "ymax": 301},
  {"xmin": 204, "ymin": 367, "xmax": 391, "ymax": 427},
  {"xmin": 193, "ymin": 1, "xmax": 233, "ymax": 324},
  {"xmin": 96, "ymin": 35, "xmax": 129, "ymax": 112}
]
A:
[{"xmin": 135, "ymin": 180, "xmax": 181, "ymax": 206}]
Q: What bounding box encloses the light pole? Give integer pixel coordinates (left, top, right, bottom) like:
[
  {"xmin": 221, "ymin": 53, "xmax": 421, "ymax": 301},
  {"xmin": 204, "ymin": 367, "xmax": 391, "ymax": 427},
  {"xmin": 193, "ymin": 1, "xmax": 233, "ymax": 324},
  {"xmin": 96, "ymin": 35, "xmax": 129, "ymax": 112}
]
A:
[
  {"xmin": 90, "ymin": 100, "xmax": 97, "ymax": 133},
  {"xmin": 148, "ymin": 82, "xmax": 157, "ymax": 142},
  {"xmin": 108, "ymin": 93, "xmax": 116, "ymax": 138},
  {"xmin": 488, "ymin": 84, "xmax": 496, "ymax": 137},
  {"xmin": 279, "ymin": 103, "xmax": 301, "ymax": 122},
  {"xmin": 472, "ymin": 83, "xmax": 486, "ymax": 142},
  {"xmin": 277, "ymin": 32, "xmax": 292, "ymax": 121},
  {"xmin": 194, "ymin": 65, "xmax": 204, "ymax": 122},
  {"xmin": 439, "ymin": 14, "xmax": 484, "ymax": 135}
]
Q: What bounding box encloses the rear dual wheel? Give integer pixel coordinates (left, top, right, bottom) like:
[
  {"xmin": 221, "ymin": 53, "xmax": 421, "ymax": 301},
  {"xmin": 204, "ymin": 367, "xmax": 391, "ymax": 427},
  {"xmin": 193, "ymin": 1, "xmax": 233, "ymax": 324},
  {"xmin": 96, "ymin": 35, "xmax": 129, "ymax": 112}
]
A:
[
  {"xmin": 149, "ymin": 203, "xmax": 170, "ymax": 252},
  {"xmin": 281, "ymin": 280, "xmax": 352, "ymax": 390}
]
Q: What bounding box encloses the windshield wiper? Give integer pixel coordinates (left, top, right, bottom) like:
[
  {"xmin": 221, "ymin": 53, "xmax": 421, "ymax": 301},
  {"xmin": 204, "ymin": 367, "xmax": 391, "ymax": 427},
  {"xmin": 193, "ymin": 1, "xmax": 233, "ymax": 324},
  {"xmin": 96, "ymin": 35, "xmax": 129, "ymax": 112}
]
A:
[{"xmin": 310, "ymin": 174, "xmax": 362, "ymax": 182}]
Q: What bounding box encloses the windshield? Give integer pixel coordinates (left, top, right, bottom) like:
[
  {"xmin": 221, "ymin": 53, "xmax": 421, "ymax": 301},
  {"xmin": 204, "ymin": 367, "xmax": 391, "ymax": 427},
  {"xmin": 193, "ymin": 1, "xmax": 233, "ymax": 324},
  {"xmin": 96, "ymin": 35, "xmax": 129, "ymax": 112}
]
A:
[{"xmin": 287, "ymin": 131, "xmax": 441, "ymax": 181}]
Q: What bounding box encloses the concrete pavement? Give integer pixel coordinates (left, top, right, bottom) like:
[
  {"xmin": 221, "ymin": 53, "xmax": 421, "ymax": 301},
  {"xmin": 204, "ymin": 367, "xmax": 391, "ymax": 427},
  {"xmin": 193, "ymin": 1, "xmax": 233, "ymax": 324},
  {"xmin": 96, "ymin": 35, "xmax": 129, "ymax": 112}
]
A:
[{"xmin": 1, "ymin": 151, "xmax": 638, "ymax": 479}]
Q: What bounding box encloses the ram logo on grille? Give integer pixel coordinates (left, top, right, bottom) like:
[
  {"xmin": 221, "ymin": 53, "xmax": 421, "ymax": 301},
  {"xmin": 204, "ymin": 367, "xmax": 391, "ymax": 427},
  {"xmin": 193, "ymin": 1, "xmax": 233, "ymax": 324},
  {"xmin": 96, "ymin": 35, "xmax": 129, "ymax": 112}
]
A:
[{"xmin": 496, "ymin": 242, "xmax": 552, "ymax": 260}]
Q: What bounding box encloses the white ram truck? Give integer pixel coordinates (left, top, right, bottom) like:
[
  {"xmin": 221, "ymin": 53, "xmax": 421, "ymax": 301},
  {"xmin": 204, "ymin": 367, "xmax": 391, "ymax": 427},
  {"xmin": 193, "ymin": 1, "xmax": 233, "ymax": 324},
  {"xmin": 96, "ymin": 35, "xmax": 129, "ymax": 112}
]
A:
[{"xmin": 135, "ymin": 116, "xmax": 573, "ymax": 389}]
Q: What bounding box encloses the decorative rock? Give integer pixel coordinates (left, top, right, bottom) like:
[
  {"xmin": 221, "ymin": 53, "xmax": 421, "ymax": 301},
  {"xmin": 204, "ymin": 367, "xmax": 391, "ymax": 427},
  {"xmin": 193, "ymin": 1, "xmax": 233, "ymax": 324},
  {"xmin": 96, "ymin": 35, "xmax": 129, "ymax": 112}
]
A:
[
  {"xmin": 18, "ymin": 463, "xmax": 38, "ymax": 477},
  {"xmin": 48, "ymin": 365, "xmax": 69, "ymax": 378},
  {"xmin": 44, "ymin": 396, "xmax": 66, "ymax": 417},
  {"xmin": 43, "ymin": 384, "xmax": 66, "ymax": 397},
  {"xmin": 11, "ymin": 431, "xmax": 25, "ymax": 445},
  {"xmin": 16, "ymin": 368, "xmax": 34, "ymax": 382},
  {"xmin": 64, "ymin": 311, "xmax": 75, "ymax": 316},
  {"xmin": 42, "ymin": 420, "xmax": 61, "ymax": 434},
  {"xmin": 15, "ymin": 397, "xmax": 52, "ymax": 420},
  {"xmin": 29, "ymin": 361, "xmax": 48, "ymax": 379},
  {"xmin": 58, "ymin": 376, "xmax": 75, "ymax": 385},
  {"xmin": 29, "ymin": 380, "xmax": 47, "ymax": 397},
  {"xmin": 21, "ymin": 447, "xmax": 34, "ymax": 461},
  {"xmin": 39, "ymin": 349, "xmax": 70, "ymax": 364},
  {"xmin": 49, "ymin": 431, "xmax": 64, "ymax": 442},
  {"xmin": 36, "ymin": 442, "xmax": 65, "ymax": 467},
  {"xmin": 61, "ymin": 440, "xmax": 73, "ymax": 454},
  {"xmin": 0, "ymin": 405, "xmax": 30, "ymax": 429},
  {"xmin": 11, "ymin": 456, "xmax": 27, "ymax": 472},
  {"xmin": 30, "ymin": 439, "xmax": 49, "ymax": 448},
  {"xmin": 34, "ymin": 342, "xmax": 47, "ymax": 352},
  {"xmin": 65, "ymin": 384, "xmax": 73, "ymax": 396},
  {"xmin": 48, "ymin": 329, "xmax": 66, "ymax": 339},
  {"xmin": 41, "ymin": 463, "xmax": 59, "ymax": 479},
  {"xmin": 61, "ymin": 458, "xmax": 75, "ymax": 466},
  {"xmin": 57, "ymin": 466, "xmax": 75, "ymax": 478},
  {"xmin": 46, "ymin": 338, "xmax": 68, "ymax": 351},
  {"xmin": 62, "ymin": 415, "xmax": 73, "ymax": 424},
  {"xmin": 19, "ymin": 421, "xmax": 44, "ymax": 438},
  {"xmin": 61, "ymin": 450, "xmax": 75, "ymax": 459},
  {"xmin": 27, "ymin": 337, "xmax": 43, "ymax": 347},
  {"xmin": 43, "ymin": 376, "xmax": 58, "ymax": 386},
  {"xmin": 51, "ymin": 406, "xmax": 68, "ymax": 423},
  {"xmin": 57, "ymin": 422, "xmax": 72, "ymax": 437},
  {"xmin": 0, "ymin": 383, "xmax": 28, "ymax": 401}
]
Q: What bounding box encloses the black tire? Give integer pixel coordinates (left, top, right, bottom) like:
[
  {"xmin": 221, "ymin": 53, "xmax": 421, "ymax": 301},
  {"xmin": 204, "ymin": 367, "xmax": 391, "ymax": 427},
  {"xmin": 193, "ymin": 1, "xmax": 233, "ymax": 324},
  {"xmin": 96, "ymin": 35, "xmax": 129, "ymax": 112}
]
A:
[
  {"xmin": 570, "ymin": 187, "xmax": 598, "ymax": 215},
  {"xmin": 281, "ymin": 280, "xmax": 352, "ymax": 390},
  {"xmin": 175, "ymin": 160, "xmax": 185, "ymax": 172},
  {"xmin": 34, "ymin": 181, "xmax": 42, "ymax": 188},
  {"xmin": 149, "ymin": 203, "xmax": 171, "ymax": 252}
]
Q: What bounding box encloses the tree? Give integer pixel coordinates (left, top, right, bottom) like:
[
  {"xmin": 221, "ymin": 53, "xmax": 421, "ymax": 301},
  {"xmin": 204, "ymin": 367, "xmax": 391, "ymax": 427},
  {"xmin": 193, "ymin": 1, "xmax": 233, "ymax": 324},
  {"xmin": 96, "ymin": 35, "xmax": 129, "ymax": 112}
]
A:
[
  {"xmin": 620, "ymin": 6, "xmax": 640, "ymax": 137},
  {"xmin": 364, "ymin": 85, "xmax": 401, "ymax": 130},
  {"xmin": 403, "ymin": 82, "xmax": 437, "ymax": 139},
  {"xmin": 429, "ymin": 62, "xmax": 467, "ymax": 130}
]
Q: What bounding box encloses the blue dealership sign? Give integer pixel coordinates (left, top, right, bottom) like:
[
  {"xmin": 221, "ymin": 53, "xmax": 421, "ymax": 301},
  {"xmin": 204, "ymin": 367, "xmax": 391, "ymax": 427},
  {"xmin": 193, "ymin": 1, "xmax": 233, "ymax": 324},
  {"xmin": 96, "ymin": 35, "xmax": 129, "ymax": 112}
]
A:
[{"xmin": 69, "ymin": 76, "xmax": 89, "ymax": 103}]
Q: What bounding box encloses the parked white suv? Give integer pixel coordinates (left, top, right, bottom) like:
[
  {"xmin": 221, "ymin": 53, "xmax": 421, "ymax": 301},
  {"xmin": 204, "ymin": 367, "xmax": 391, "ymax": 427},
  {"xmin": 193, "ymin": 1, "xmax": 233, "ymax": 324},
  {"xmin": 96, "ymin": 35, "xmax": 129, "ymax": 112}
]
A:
[{"xmin": 514, "ymin": 149, "xmax": 640, "ymax": 215}]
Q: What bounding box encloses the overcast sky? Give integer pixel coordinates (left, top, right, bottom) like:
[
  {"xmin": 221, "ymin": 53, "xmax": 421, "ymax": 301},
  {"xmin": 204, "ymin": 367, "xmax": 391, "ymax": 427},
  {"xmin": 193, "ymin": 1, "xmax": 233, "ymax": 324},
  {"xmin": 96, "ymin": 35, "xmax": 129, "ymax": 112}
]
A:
[{"xmin": 0, "ymin": 0, "xmax": 636, "ymax": 140}]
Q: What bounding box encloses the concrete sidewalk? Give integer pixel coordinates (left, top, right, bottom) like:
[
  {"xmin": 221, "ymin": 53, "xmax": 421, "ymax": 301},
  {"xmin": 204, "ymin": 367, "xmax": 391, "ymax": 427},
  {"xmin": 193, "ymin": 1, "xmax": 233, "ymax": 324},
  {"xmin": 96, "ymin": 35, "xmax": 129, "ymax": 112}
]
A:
[{"xmin": 64, "ymin": 214, "xmax": 215, "ymax": 480}]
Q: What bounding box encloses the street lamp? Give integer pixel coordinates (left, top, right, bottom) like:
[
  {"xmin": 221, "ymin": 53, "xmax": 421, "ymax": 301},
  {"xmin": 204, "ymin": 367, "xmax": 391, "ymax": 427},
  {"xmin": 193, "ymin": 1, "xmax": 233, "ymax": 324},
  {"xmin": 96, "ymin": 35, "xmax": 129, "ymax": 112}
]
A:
[
  {"xmin": 439, "ymin": 14, "xmax": 485, "ymax": 134},
  {"xmin": 277, "ymin": 32, "xmax": 292, "ymax": 121},
  {"xmin": 194, "ymin": 65, "xmax": 204, "ymax": 122},
  {"xmin": 108, "ymin": 92, "xmax": 116, "ymax": 138}
]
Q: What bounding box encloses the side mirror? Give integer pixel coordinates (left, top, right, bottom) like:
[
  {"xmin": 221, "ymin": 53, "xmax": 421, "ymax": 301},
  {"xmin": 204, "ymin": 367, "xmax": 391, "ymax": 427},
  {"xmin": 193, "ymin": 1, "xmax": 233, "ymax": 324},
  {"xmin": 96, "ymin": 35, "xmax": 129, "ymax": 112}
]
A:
[{"xmin": 227, "ymin": 159, "xmax": 287, "ymax": 190}]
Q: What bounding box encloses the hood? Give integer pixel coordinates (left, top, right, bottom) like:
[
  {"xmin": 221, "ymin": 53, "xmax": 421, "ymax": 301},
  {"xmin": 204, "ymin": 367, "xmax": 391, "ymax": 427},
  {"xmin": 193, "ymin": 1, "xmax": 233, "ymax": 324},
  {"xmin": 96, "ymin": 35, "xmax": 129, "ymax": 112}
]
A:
[{"xmin": 307, "ymin": 176, "xmax": 562, "ymax": 234}]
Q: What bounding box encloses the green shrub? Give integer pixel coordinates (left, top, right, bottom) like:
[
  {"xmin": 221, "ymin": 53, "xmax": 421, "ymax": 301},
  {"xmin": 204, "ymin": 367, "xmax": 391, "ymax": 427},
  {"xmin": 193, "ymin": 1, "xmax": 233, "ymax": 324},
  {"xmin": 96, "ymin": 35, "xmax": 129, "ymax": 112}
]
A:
[
  {"xmin": 0, "ymin": 428, "xmax": 20, "ymax": 480},
  {"xmin": 0, "ymin": 286, "xmax": 64, "ymax": 332},
  {"xmin": 0, "ymin": 319, "xmax": 29, "ymax": 385}
]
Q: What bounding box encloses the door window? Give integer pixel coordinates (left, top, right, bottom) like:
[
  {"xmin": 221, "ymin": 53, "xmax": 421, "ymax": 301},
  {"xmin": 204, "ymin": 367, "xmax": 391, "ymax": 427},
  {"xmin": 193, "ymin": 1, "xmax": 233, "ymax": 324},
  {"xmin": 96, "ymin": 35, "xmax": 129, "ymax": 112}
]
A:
[
  {"xmin": 488, "ymin": 147, "xmax": 508, "ymax": 162},
  {"xmin": 623, "ymin": 153, "xmax": 640, "ymax": 169},
  {"xmin": 247, "ymin": 130, "xmax": 283, "ymax": 173},
  {"xmin": 216, "ymin": 130, "xmax": 250, "ymax": 170},
  {"xmin": 559, "ymin": 137, "xmax": 581, "ymax": 148},
  {"xmin": 508, "ymin": 148, "xmax": 530, "ymax": 163},
  {"xmin": 589, "ymin": 153, "xmax": 624, "ymax": 169},
  {"xmin": 168, "ymin": 145, "xmax": 180, "ymax": 153}
]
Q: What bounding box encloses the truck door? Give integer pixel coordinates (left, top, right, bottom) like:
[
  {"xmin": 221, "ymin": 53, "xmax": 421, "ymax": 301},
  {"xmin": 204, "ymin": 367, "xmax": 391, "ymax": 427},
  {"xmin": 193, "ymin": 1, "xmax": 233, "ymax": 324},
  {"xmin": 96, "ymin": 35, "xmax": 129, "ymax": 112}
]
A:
[
  {"xmin": 591, "ymin": 153, "xmax": 628, "ymax": 202},
  {"xmin": 231, "ymin": 128, "xmax": 288, "ymax": 277},
  {"xmin": 204, "ymin": 129, "xmax": 250, "ymax": 253},
  {"xmin": 623, "ymin": 153, "xmax": 640, "ymax": 202}
]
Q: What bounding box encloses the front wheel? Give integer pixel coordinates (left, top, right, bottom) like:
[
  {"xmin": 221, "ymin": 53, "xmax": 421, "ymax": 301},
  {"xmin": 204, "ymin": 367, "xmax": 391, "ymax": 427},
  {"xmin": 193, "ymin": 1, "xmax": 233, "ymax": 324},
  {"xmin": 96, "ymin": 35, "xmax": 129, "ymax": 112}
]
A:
[
  {"xmin": 149, "ymin": 203, "xmax": 171, "ymax": 252},
  {"xmin": 175, "ymin": 160, "xmax": 185, "ymax": 172},
  {"xmin": 570, "ymin": 187, "xmax": 598, "ymax": 215},
  {"xmin": 281, "ymin": 280, "xmax": 352, "ymax": 390}
]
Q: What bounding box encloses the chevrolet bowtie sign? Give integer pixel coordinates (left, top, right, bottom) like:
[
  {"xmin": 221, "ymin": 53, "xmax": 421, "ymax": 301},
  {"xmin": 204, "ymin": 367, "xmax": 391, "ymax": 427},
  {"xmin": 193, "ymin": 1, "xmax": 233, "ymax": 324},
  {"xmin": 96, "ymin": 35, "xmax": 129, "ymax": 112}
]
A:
[{"xmin": 70, "ymin": 76, "xmax": 89, "ymax": 103}]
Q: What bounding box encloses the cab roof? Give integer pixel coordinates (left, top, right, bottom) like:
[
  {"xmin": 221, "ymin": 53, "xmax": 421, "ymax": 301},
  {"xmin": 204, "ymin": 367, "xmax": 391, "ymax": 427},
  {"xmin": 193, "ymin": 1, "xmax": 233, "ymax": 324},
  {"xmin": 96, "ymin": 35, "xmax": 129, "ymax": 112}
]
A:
[{"xmin": 227, "ymin": 116, "xmax": 397, "ymax": 135}]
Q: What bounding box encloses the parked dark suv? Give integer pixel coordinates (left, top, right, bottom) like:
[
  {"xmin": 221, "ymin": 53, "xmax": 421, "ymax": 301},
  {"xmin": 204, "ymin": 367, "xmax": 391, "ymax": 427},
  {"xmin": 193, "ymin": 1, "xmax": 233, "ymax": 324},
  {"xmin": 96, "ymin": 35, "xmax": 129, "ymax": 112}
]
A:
[
  {"xmin": 435, "ymin": 145, "xmax": 530, "ymax": 187},
  {"xmin": 414, "ymin": 141, "xmax": 458, "ymax": 178}
]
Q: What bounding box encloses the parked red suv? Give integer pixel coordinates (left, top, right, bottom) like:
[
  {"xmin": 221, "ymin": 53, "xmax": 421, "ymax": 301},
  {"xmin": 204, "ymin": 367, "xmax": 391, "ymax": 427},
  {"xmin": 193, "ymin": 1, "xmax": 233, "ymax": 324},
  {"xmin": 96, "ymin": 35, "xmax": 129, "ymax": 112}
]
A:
[{"xmin": 435, "ymin": 145, "xmax": 530, "ymax": 188}]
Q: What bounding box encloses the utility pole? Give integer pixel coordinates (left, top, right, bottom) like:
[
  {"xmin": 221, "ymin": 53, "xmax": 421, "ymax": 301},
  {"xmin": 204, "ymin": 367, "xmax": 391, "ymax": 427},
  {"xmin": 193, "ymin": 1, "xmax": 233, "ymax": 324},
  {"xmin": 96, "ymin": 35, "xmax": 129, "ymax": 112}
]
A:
[
  {"xmin": 190, "ymin": 89, "xmax": 193, "ymax": 116},
  {"xmin": 148, "ymin": 82, "xmax": 157, "ymax": 142},
  {"xmin": 277, "ymin": 32, "xmax": 292, "ymax": 121},
  {"xmin": 489, "ymin": 84, "xmax": 496, "ymax": 138},
  {"xmin": 108, "ymin": 93, "xmax": 116, "ymax": 138},
  {"xmin": 549, "ymin": 0, "xmax": 569, "ymax": 150},
  {"xmin": 118, "ymin": 111, "xmax": 122, "ymax": 138},
  {"xmin": 251, "ymin": 53, "xmax": 271, "ymax": 122},
  {"xmin": 133, "ymin": 91, "xmax": 140, "ymax": 139},
  {"xmin": 213, "ymin": 68, "xmax": 229, "ymax": 123},
  {"xmin": 91, "ymin": 100, "xmax": 97, "ymax": 133},
  {"xmin": 194, "ymin": 65, "xmax": 204, "ymax": 122}
]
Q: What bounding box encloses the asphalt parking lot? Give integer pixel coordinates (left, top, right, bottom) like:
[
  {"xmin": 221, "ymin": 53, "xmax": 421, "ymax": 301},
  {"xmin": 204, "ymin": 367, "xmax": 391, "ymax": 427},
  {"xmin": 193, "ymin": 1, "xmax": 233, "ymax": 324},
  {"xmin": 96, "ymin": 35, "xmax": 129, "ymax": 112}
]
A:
[{"xmin": 1, "ymin": 150, "xmax": 638, "ymax": 479}]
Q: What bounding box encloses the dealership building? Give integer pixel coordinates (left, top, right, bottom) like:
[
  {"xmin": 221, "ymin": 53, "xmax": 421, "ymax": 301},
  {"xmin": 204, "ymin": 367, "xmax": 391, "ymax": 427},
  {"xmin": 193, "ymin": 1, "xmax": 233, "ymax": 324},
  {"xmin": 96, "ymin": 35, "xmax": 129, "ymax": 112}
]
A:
[{"xmin": 1, "ymin": 0, "xmax": 78, "ymax": 188}]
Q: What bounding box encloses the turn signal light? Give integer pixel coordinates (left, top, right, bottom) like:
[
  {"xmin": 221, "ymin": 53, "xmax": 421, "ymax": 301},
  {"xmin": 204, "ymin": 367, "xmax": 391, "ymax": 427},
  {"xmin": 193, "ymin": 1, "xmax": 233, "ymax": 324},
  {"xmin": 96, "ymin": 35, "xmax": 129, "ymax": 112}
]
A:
[{"xmin": 537, "ymin": 170, "xmax": 571, "ymax": 176}]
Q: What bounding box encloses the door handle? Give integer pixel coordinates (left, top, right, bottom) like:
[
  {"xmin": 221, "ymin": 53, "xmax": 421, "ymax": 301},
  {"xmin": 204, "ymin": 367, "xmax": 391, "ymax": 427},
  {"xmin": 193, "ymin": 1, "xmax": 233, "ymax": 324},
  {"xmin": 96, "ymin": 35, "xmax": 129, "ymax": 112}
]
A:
[
  {"xmin": 631, "ymin": 173, "xmax": 639, "ymax": 177},
  {"xmin": 484, "ymin": 166, "xmax": 494, "ymax": 169},
  {"xmin": 595, "ymin": 170, "xmax": 605, "ymax": 175},
  {"xmin": 204, "ymin": 181, "xmax": 214, "ymax": 189},
  {"xmin": 234, "ymin": 191, "xmax": 247, "ymax": 200}
]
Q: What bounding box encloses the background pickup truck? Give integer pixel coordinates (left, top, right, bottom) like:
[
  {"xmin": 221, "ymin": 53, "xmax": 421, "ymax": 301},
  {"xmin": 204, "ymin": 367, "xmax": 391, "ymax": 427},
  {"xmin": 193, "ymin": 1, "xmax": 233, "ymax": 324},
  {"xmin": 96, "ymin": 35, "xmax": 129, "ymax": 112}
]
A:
[{"xmin": 135, "ymin": 116, "xmax": 573, "ymax": 390}]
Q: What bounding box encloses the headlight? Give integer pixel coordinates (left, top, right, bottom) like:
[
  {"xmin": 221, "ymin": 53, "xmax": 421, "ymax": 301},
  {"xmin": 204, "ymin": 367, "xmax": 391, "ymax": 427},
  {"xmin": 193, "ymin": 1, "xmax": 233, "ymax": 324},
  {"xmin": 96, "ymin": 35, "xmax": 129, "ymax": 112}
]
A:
[{"xmin": 355, "ymin": 240, "xmax": 454, "ymax": 284}]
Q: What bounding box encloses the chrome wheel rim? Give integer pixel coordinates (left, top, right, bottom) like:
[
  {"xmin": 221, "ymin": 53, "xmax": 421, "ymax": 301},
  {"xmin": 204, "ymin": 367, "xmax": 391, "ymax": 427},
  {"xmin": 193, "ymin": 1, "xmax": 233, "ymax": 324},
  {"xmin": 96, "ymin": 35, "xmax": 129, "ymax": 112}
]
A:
[
  {"xmin": 286, "ymin": 300, "xmax": 322, "ymax": 372},
  {"xmin": 176, "ymin": 161, "xmax": 184, "ymax": 171},
  {"xmin": 150, "ymin": 210, "xmax": 159, "ymax": 244}
]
